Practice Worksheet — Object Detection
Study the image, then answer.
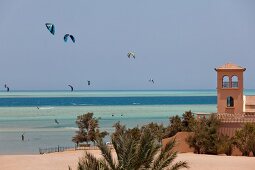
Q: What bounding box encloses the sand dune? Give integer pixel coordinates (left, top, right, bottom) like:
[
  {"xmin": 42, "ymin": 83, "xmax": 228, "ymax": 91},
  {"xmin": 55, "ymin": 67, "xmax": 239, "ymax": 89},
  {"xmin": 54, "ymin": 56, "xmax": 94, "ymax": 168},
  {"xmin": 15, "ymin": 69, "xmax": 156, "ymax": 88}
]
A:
[{"xmin": 1, "ymin": 150, "xmax": 255, "ymax": 170}]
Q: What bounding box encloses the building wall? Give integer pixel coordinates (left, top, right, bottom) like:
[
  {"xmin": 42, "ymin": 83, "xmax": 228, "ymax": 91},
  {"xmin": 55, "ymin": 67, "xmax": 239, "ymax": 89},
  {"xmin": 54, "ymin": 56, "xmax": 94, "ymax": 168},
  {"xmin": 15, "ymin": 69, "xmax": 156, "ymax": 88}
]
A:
[
  {"xmin": 217, "ymin": 70, "xmax": 244, "ymax": 114},
  {"xmin": 244, "ymin": 95, "xmax": 255, "ymax": 113},
  {"xmin": 218, "ymin": 122, "xmax": 242, "ymax": 137},
  {"xmin": 217, "ymin": 113, "xmax": 255, "ymax": 138}
]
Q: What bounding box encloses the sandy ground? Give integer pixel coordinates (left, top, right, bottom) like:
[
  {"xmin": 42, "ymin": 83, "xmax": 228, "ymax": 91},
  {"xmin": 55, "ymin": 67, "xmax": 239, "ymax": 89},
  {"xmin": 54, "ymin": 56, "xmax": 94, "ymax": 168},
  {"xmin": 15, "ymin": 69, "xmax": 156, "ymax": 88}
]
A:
[{"xmin": 0, "ymin": 150, "xmax": 255, "ymax": 170}]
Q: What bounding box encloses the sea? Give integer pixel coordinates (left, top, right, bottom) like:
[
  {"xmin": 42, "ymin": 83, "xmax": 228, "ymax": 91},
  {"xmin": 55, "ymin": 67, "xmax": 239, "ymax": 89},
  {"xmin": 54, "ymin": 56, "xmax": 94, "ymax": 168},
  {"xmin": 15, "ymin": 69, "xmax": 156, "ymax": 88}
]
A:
[{"xmin": 0, "ymin": 90, "xmax": 255, "ymax": 154}]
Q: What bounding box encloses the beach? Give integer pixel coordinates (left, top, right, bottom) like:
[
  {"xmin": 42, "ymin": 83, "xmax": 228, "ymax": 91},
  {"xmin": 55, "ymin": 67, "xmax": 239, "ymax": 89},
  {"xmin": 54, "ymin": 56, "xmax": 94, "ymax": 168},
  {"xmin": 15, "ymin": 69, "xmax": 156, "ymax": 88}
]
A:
[{"xmin": 1, "ymin": 150, "xmax": 255, "ymax": 170}]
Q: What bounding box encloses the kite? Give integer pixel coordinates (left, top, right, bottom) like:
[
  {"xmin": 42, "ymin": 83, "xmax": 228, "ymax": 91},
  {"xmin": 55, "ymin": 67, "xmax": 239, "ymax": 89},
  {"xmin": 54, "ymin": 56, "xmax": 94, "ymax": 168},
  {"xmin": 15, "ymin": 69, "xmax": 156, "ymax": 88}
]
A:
[
  {"xmin": 127, "ymin": 52, "xmax": 135, "ymax": 59},
  {"xmin": 54, "ymin": 119, "xmax": 59, "ymax": 124},
  {"xmin": 68, "ymin": 85, "xmax": 74, "ymax": 91},
  {"xmin": 45, "ymin": 23, "xmax": 55, "ymax": 35},
  {"xmin": 64, "ymin": 34, "xmax": 75, "ymax": 43},
  {"xmin": 149, "ymin": 78, "xmax": 154, "ymax": 84},
  {"xmin": 4, "ymin": 84, "xmax": 10, "ymax": 92}
]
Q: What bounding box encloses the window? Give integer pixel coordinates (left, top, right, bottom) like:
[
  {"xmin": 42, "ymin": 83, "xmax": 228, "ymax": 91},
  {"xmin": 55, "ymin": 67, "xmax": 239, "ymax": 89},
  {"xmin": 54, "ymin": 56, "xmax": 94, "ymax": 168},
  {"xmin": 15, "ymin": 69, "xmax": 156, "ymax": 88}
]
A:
[
  {"xmin": 222, "ymin": 76, "xmax": 230, "ymax": 88},
  {"xmin": 227, "ymin": 96, "xmax": 234, "ymax": 107},
  {"xmin": 231, "ymin": 76, "xmax": 238, "ymax": 88}
]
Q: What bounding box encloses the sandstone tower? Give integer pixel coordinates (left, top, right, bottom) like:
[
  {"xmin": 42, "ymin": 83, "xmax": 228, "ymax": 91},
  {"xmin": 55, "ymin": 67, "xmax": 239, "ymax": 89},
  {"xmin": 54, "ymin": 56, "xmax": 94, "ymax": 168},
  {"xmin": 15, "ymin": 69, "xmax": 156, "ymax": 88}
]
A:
[{"xmin": 215, "ymin": 63, "xmax": 246, "ymax": 114}]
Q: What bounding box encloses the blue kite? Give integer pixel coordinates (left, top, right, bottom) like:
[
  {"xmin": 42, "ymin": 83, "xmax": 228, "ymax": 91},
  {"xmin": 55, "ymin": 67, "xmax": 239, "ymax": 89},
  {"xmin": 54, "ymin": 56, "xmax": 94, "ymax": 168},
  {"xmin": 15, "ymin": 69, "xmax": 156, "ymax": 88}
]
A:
[
  {"xmin": 45, "ymin": 23, "xmax": 55, "ymax": 35},
  {"xmin": 68, "ymin": 85, "xmax": 74, "ymax": 91},
  {"xmin": 64, "ymin": 34, "xmax": 75, "ymax": 43}
]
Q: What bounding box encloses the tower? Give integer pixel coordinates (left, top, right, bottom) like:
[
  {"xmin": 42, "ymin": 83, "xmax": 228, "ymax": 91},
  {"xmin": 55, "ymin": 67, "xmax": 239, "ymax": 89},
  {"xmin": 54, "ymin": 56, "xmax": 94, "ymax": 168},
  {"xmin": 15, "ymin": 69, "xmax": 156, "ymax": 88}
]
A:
[{"xmin": 215, "ymin": 63, "xmax": 246, "ymax": 114}]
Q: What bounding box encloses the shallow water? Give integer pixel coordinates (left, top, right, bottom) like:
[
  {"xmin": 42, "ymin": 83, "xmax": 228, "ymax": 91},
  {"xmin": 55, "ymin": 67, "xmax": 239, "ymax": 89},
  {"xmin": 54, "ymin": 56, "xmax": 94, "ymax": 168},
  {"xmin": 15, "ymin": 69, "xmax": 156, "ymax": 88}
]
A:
[{"xmin": 0, "ymin": 90, "xmax": 253, "ymax": 154}]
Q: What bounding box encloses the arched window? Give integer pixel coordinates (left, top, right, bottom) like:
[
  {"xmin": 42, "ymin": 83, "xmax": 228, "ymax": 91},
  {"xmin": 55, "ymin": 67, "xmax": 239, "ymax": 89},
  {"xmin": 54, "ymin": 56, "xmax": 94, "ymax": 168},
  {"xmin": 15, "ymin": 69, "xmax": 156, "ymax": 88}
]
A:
[
  {"xmin": 231, "ymin": 76, "xmax": 238, "ymax": 88},
  {"xmin": 222, "ymin": 76, "xmax": 230, "ymax": 88},
  {"xmin": 227, "ymin": 96, "xmax": 234, "ymax": 107}
]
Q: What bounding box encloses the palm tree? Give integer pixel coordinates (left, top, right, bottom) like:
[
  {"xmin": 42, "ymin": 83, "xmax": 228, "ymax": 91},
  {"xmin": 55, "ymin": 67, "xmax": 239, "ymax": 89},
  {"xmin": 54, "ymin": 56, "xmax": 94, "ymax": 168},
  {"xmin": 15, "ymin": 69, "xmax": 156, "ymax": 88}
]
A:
[{"xmin": 75, "ymin": 125, "xmax": 188, "ymax": 170}]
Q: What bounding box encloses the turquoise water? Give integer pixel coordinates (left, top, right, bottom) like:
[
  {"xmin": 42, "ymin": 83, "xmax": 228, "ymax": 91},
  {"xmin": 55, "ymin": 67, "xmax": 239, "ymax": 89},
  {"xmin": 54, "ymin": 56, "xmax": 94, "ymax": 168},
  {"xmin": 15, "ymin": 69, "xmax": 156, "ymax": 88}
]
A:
[
  {"xmin": 0, "ymin": 90, "xmax": 218, "ymax": 98},
  {"xmin": 0, "ymin": 104, "xmax": 216, "ymax": 154},
  {"xmin": 0, "ymin": 90, "xmax": 253, "ymax": 154}
]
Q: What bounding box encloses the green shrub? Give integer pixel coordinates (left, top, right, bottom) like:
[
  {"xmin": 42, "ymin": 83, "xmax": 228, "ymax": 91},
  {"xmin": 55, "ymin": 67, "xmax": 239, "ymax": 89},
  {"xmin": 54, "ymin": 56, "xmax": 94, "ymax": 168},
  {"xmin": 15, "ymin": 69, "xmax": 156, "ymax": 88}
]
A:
[
  {"xmin": 234, "ymin": 123, "xmax": 255, "ymax": 156},
  {"xmin": 187, "ymin": 114, "xmax": 220, "ymax": 155},
  {"xmin": 217, "ymin": 134, "xmax": 234, "ymax": 156}
]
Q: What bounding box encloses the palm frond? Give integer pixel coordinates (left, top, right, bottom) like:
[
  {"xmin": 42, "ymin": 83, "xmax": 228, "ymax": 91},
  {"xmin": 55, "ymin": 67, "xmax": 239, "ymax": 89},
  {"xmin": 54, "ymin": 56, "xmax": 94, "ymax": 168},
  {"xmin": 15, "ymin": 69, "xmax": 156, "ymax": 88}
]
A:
[
  {"xmin": 97, "ymin": 139, "xmax": 117, "ymax": 170},
  {"xmin": 77, "ymin": 152, "xmax": 104, "ymax": 170},
  {"xmin": 119, "ymin": 135, "xmax": 137, "ymax": 169},
  {"xmin": 75, "ymin": 123, "xmax": 188, "ymax": 170},
  {"xmin": 111, "ymin": 133, "xmax": 124, "ymax": 165},
  {"xmin": 152, "ymin": 152, "xmax": 177, "ymax": 170},
  {"xmin": 169, "ymin": 161, "xmax": 189, "ymax": 170},
  {"xmin": 134, "ymin": 129, "xmax": 160, "ymax": 169},
  {"xmin": 152, "ymin": 139, "xmax": 184, "ymax": 170}
]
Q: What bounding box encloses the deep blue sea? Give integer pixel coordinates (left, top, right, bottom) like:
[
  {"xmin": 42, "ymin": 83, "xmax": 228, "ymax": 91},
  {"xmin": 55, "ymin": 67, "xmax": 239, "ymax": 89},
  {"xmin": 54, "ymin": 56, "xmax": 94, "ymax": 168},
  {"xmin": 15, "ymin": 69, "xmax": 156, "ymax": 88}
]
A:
[
  {"xmin": 0, "ymin": 90, "xmax": 254, "ymax": 154},
  {"xmin": 0, "ymin": 95, "xmax": 216, "ymax": 107}
]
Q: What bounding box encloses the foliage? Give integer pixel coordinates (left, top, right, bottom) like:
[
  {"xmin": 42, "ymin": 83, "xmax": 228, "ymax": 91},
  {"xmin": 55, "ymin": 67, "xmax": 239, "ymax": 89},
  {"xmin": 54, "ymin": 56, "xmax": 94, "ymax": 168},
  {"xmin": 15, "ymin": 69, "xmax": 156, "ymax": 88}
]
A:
[
  {"xmin": 142, "ymin": 122, "xmax": 166, "ymax": 143},
  {"xmin": 77, "ymin": 152, "xmax": 106, "ymax": 170},
  {"xmin": 234, "ymin": 123, "xmax": 255, "ymax": 156},
  {"xmin": 181, "ymin": 110, "xmax": 196, "ymax": 132},
  {"xmin": 112, "ymin": 122, "xmax": 166, "ymax": 144},
  {"xmin": 187, "ymin": 114, "xmax": 220, "ymax": 154},
  {"xmin": 165, "ymin": 115, "xmax": 182, "ymax": 137},
  {"xmin": 111, "ymin": 122, "xmax": 139, "ymax": 141},
  {"xmin": 217, "ymin": 134, "xmax": 234, "ymax": 156},
  {"xmin": 75, "ymin": 124, "xmax": 188, "ymax": 170},
  {"xmin": 72, "ymin": 112, "xmax": 108, "ymax": 145},
  {"xmin": 165, "ymin": 110, "xmax": 195, "ymax": 138}
]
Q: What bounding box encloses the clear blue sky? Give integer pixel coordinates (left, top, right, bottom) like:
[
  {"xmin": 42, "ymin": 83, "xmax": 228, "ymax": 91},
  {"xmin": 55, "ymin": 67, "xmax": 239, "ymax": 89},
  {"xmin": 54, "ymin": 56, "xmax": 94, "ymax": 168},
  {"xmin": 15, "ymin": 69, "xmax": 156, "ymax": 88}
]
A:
[{"xmin": 0, "ymin": 0, "xmax": 255, "ymax": 90}]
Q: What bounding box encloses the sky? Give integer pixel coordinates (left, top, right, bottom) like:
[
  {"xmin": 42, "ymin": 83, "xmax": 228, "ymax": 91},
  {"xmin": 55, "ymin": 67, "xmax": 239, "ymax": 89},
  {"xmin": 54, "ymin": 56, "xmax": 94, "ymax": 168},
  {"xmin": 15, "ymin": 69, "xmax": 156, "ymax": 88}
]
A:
[{"xmin": 0, "ymin": 0, "xmax": 255, "ymax": 90}]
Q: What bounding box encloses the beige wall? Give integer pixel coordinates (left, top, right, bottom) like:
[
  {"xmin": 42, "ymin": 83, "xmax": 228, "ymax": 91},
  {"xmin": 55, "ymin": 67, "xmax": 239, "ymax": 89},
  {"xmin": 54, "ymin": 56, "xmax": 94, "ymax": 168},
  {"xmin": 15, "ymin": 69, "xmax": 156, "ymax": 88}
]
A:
[
  {"xmin": 216, "ymin": 70, "xmax": 244, "ymax": 114},
  {"xmin": 244, "ymin": 95, "xmax": 255, "ymax": 112}
]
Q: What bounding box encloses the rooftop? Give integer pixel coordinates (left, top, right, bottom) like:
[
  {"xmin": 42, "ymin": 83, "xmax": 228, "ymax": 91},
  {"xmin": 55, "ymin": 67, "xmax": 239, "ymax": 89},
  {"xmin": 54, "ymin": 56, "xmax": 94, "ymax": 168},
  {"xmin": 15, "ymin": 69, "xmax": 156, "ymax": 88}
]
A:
[{"xmin": 215, "ymin": 63, "xmax": 246, "ymax": 71}]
